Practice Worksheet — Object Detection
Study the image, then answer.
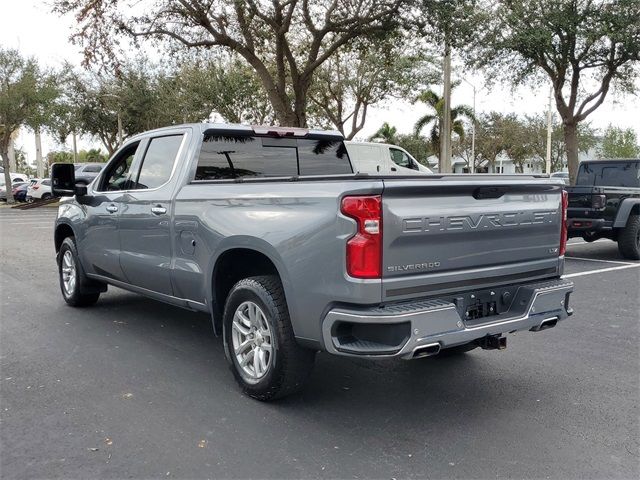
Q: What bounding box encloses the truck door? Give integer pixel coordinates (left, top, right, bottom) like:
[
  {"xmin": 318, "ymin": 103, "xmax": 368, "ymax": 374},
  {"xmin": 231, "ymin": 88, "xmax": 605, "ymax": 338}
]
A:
[
  {"xmin": 81, "ymin": 141, "xmax": 141, "ymax": 281},
  {"xmin": 118, "ymin": 133, "xmax": 187, "ymax": 296},
  {"xmin": 389, "ymin": 147, "xmax": 420, "ymax": 174}
]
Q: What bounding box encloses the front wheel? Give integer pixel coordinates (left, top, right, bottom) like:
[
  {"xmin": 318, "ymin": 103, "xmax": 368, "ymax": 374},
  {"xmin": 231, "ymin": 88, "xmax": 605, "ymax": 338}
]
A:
[
  {"xmin": 41, "ymin": 193, "xmax": 52, "ymax": 200},
  {"xmin": 617, "ymin": 215, "xmax": 640, "ymax": 260},
  {"xmin": 223, "ymin": 275, "xmax": 315, "ymax": 401},
  {"xmin": 58, "ymin": 237, "xmax": 101, "ymax": 307}
]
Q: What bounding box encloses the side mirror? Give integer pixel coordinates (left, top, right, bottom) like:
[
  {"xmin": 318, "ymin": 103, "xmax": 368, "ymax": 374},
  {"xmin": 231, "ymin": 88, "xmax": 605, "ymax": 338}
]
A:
[{"xmin": 51, "ymin": 163, "xmax": 85, "ymax": 197}]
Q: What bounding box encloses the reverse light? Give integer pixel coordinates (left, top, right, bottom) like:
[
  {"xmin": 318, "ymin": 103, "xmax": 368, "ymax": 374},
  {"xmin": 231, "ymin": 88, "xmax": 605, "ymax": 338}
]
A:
[
  {"xmin": 559, "ymin": 190, "xmax": 568, "ymax": 256},
  {"xmin": 341, "ymin": 195, "xmax": 382, "ymax": 279}
]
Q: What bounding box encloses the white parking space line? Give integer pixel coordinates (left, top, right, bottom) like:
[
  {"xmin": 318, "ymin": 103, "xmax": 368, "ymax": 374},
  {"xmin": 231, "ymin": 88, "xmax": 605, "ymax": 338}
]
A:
[
  {"xmin": 567, "ymin": 238, "xmax": 611, "ymax": 245},
  {"xmin": 566, "ymin": 256, "xmax": 636, "ymax": 265},
  {"xmin": 563, "ymin": 263, "xmax": 640, "ymax": 278},
  {"xmin": 0, "ymin": 221, "xmax": 55, "ymax": 225},
  {"xmin": 566, "ymin": 240, "xmax": 610, "ymax": 247}
]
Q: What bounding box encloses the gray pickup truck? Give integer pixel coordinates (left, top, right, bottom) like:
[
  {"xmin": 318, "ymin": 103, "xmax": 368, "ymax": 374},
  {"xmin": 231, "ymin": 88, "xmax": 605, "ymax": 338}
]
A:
[{"xmin": 51, "ymin": 124, "xmax": 574, "ymax": 400}]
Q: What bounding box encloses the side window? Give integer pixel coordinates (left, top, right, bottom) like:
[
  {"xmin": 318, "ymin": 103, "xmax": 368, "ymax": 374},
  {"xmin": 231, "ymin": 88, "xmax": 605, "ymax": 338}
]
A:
[
  {"xmin": 195, "ymin": 135, "xmax": 298, "ymax": 180},
  {"xmin": 134, "ymin": 135, "xmax": 183, "ymax": 189},
  {"xmin": 41, "ymin": 179, "xmax": 51, "ymax": 186},
  {"xmin": 389, "ymin": 148, "xmax": 412, "ymax": 169},
  {"xmin": 100, "ymin": 142, "xmax": 140, "ymax": 191},
  {"xmin": 298, "ymin": 139, "xmax": 352, "ymax": 175}
]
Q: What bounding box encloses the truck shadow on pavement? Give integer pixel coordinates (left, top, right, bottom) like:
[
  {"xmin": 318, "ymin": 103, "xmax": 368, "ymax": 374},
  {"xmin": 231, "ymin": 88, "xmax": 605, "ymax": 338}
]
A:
[{"xmin": 87, "ymin": 290, "xmax": 563, "ymax": 430}]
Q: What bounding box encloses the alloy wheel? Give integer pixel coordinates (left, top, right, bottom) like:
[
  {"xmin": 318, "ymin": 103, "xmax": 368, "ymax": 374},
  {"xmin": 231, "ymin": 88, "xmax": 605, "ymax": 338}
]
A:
[
  {"xmin": 231, "ymin": 301, "xmax": 273, "ymax": 381},
  {"xmin": 61, "ymin": 250, "xmax": 77, "ymax": 296}
]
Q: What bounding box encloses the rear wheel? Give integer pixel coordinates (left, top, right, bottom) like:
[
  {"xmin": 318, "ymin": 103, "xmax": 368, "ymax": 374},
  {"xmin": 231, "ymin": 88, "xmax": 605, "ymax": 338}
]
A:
[
  {"xmin": 223, "ymin": 275, "xmax": 315, "ymax": 401},
  {"xmin": 58, "ymin": 237, "xmax": 101, "ymax": 307},
  {"xmin": 617, "ymin": 214, "xmax": 640, "ymax": 260}
]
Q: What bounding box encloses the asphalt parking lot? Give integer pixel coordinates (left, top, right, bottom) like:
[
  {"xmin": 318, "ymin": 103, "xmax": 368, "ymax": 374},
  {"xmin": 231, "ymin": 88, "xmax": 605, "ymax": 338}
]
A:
[{"xmin": 1, "ymin": 208, "xmax": 638, "ymax": 479}]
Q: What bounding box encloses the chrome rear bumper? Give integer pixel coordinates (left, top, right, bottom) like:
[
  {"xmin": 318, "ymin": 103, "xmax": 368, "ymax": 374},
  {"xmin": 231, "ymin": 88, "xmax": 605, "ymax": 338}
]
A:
[{"xmin": 321, "ymin": 279, "xmax": 574, "ymax": 359}]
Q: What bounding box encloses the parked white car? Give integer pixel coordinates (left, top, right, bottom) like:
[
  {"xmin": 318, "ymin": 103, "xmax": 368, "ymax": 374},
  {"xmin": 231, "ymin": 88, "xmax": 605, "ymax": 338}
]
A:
[
  {"xmin": 344, "ymin": 141, "xmax": 432, "ymax": 175},
  {"xmin": 0, "ymin": 170, "xmax": 30, "ymax": 184},
  {"xmin": 26, "ymin": 178, "xmax": 52, "ymax": 201}
]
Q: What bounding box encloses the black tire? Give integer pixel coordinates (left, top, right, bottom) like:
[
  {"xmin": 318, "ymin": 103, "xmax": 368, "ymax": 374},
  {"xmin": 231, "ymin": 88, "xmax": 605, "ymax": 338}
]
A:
[
  {"xmin": 617, "ymin": 214, "xmax": 640, "ymax": 260},
  {"xmin": 41, "ymin": 193, "xmax": 52, "ymax": 200},
  {"xmin": 58, "ymin": 237, "xmax": 101, "ymax": 307},
  {"xmin": 439, "ymin": 342, "xmax": 478, "ymax": 356},
  {"xmin": 223, "ymin": 275, "xmax": 315, "ymax": 401}
]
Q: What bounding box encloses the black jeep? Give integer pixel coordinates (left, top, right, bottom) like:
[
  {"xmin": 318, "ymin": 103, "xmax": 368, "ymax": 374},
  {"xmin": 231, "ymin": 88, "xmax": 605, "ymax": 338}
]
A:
[{"xmin": 567, "ymin": 159, "xmax": 640, "ymax": 259}]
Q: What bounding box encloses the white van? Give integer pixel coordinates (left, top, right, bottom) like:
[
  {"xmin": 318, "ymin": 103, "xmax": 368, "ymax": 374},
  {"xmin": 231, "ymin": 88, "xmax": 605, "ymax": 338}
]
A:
[{"xmin": 344, "ymin": 141, "xmax": 432, "ymax": 175}]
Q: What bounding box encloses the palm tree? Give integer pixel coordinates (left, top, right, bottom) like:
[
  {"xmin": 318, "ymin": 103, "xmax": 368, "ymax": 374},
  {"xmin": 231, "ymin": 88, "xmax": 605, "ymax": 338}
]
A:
[
  {"xmin": 413, "ymin": 89, "xmax": 473, "ymax": 160},
  {"xmin": 368, "ymin": 122, "xmax": 398, "ymax": 144}
]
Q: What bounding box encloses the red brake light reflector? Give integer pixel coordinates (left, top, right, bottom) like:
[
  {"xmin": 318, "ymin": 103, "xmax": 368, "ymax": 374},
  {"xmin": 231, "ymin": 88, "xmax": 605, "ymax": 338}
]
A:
[
  {"xmin": 560, "ymin": 190, "xmax": 568, "ymax": 256},
  {"xmin": 341, "ymin": 195, "xmax": 382, "ymax": 278}
]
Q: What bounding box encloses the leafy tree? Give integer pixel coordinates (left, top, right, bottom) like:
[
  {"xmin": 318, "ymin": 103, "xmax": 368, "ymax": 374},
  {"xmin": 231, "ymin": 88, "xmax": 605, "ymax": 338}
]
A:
[
  {"xmin": 473, "ymin": 112, "xmax": 508, "ymax": 170},
  {"xmin": 13, "ymin": 147, "xmax": 36, "ymax": 177},
  {"xmin": 598, "ymin": 125, "xmax": 639, "ymax": 159},
  {"xmin": 452, "ymin": 133, "xmax": 484, "ymax": 173},
  {"xmin": 54, "ymin": 0, "xmax": 404, "ymax": 128},
  {"xmin": 368, "ymin": 122, "xmax": 398, "ymax": 144},
  {"xmin": 46, "ymin": 150, "xmax": 75, "ymax": 165},
  {"xmin": 0, "ymin": 48, "xmax": 57, "ymax": 203},
  {"xmin": 79, "ymin": 148, "xmax": 109, "ymax": 163},
  {"xmin": 524, "ymin": 114, "xmax": 598, "ymax": 172},
  {"xmin": 166, "ymin": 59, "xmax": 274, "ymax": 125},
  {"xmin": 413, "ymin": 88, "xmax": 473, "ymax": 159},
  {"xmin": 471, "ymin": 0, "xmax": 640, "ymax": 183},
  {"xmin": 395, "ymin": 133, "xmax": 433, "ymax": 166},
  {"xmin": 67, "ymin": 72, "xmax": 123, "ymax": 155},
  {"xmin": 308, "ymin": 41, "xmax": 436, "ymax": 139}
]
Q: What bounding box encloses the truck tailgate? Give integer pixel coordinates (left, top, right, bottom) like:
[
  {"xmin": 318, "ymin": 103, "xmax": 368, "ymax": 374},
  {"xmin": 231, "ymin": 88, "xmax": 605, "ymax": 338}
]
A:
[{"xmin": 381, "ymin": 177, "xmax": 564, "ymax": 301}]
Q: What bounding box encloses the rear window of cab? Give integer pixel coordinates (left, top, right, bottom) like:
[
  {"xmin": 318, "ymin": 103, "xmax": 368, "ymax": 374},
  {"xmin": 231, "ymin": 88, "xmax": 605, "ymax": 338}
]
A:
[
  {"xmin": 194, "ymin": 133, "xmax": 352, "ymax": 180},
  {"xmin": 576, "ymin": 161, "xmax": 640, "ymax": 188}
]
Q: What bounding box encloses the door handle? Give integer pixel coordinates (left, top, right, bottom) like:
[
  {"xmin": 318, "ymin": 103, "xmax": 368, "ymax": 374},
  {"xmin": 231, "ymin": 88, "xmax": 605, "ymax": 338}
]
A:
[
  {"xmin": 106, "ymin": 204, "xmax": 118, "ymax": 213},
  {"xmin": 151, "ymin": 205, "xmax": 167, "ymax": 215},
  {"xmin": 390, "ymin": 167, "xmax": 397, "ymax": 171}
]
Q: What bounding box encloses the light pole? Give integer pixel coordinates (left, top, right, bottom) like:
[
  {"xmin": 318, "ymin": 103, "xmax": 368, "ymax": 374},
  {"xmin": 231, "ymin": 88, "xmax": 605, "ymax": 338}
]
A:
[
  {"xmin": 545, "ymin": 85, "xmax": 553, "ymax": 174},
  {"xmin": 461, "ymin": 78, "xmax": 476, "ymax": 174},
  {"xmin": 440, "ymin": 42, "xmax": 452, "ymax": 174}
]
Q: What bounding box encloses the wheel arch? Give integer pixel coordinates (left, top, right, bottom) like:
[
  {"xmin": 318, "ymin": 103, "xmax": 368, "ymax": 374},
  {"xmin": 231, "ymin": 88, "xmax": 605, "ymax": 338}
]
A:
[
  {"xmin": 613, "ymin": 199, "xmax": 640, "ymax": 228},
  {"xmin": 208, "ymin": 240, "xmax": 292, "ymax": 336},
  {"xmin": 54, "ymin": 222, "xmax": 76, "ymax": 254}
]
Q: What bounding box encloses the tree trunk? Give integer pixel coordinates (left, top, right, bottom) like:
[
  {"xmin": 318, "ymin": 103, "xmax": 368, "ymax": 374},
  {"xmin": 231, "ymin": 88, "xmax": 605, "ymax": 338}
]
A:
[
  {"xmin": 35, "ymin": 128, "xmax": 44, "ymax": 179},
  {"xmin": 8, "ymin": 137, "xmax": 17, "ymax": 172},
  {"xmin": 564, "ymin": 121, "xmax": 579, "ymax": 185},
  {"xmin": 72, "ymin": 132, "xmax": 78, "ymax": 163},
  {"xmin": 440, "ymin": 42, "xmax": 452, "ymax": 174},
  {"xmin": 1, "ymin": 146, "xmax": 16, "ymax": 204}
]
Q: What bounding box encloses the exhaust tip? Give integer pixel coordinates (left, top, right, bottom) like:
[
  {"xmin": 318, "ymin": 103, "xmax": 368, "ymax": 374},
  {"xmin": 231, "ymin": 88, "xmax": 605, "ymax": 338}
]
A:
[
  {"xmin": 412, "ymin": 343, "xmax": 441, "ymax": 359},
  {"xmin": 531, "ymin": 316, "xmax": 559, "ymax": 332}
]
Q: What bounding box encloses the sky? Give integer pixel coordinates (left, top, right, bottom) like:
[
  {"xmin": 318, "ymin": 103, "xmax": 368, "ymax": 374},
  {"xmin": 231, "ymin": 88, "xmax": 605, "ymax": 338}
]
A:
[{"xmin": 2, "ymin": 0, "xmax": 639, "ymax": 166}]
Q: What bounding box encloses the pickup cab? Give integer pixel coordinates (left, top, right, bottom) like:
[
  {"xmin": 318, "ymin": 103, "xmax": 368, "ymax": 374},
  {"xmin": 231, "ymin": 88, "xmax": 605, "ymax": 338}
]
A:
[
  {"xmin": 51, "ymin": 123, "xmax": 574, "ymax": 400},
  {"xmin": 567, "ymin": 159, "xmax": 640, "ymax": 259}
]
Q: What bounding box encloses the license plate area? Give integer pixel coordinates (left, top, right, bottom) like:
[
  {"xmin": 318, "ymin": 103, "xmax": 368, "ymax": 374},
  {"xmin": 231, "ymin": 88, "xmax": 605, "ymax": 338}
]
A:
[
  {"xmin": 446, "ymin": 285, "xmax": 522, "ymax": 327},
  {"xmin": 465, "ymin": 300, "xmax": 498, "ymax": 320}
]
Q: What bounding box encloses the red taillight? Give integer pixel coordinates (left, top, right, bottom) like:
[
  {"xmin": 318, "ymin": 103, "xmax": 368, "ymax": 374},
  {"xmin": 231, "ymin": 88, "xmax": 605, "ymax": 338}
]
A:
[
  {"xmin": 591, "ymin": 194, "xmax": 606, "ymax": 209},
  {"xmin": 559, "ymin": 190, "xmax": 568, "ymax": 256},
  {"xmin": 341, "ymin": 195, "xmax": 382, "ymax": 278},
  {"xmin": 32, "ymin": 185, "xmax": 39, "ymax": 190}
]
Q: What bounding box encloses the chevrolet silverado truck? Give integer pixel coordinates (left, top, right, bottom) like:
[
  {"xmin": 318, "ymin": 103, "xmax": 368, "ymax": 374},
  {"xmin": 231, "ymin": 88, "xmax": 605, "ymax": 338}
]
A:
[
  {"xmin": 51, "ymin": 123, "xmax": 574, "ymax": 400},
  {"xmin": 567, "ymin": 159, "xmax": 640, "ymax": 260}
]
